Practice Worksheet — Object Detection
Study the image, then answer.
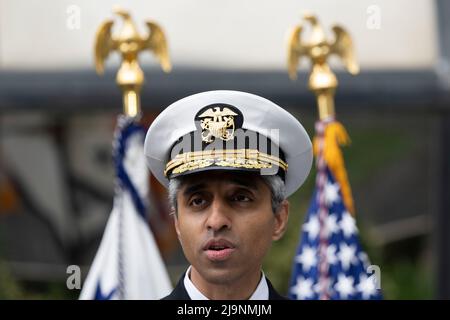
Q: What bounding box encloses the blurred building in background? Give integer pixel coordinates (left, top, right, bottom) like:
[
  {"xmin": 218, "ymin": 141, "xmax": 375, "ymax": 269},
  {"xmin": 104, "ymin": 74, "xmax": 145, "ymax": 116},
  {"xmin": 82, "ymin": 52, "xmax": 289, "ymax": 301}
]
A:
[{"xmin": 0, "ymin": 0, "xmax": 449, "ymax": 299}]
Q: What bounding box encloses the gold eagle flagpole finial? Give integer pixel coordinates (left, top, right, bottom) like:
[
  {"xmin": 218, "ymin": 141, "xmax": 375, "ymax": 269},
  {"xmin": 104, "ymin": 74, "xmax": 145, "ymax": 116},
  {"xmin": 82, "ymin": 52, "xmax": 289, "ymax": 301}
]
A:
[
  {"xmin": 94, "ymin": 7, "xmax": 172, "ymax": 118},
  {"xmin": 286, "ymin": 12, "xmax": 359, "ymax": 120}
]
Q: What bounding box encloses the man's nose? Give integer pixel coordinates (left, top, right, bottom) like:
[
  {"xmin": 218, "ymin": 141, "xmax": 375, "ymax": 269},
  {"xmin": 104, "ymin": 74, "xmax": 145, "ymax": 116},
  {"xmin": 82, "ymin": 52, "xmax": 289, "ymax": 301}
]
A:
[{"xmin": 206, "ymin": 198, "xmax": 231, "ymax": 232}]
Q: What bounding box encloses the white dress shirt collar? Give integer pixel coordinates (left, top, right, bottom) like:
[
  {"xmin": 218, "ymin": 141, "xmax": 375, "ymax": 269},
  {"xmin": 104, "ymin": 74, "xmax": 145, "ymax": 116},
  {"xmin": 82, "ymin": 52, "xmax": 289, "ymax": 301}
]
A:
[{"xmin": 183, "ymin": 266, "xmax": 269, "ymax": 300}]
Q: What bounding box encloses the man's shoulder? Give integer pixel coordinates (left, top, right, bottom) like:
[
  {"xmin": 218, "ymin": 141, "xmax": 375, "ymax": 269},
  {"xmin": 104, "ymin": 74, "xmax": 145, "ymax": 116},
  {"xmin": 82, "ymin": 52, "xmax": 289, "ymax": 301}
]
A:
[
  {"xmin": 161, "ymin": 274, "xmax": 191, "ymax": 300},
  {"xmin": 266, "ymin": 278, "xmax": 290, "ymax": 300}
]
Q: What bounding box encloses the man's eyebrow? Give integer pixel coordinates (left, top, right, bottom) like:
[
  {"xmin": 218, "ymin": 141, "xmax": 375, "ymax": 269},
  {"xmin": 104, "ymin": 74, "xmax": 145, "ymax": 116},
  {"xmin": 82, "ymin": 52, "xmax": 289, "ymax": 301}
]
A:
[{"xmin": 182, "ymin": 183, "xmax": 207, "ymax": 197}]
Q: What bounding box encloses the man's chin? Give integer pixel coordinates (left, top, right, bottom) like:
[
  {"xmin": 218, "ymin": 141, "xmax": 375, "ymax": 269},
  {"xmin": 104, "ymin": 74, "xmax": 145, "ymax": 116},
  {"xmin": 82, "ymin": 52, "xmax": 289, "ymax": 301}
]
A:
[{"xmin": 195, "ymin": 265, "xmax": 241, "ymax": 285}]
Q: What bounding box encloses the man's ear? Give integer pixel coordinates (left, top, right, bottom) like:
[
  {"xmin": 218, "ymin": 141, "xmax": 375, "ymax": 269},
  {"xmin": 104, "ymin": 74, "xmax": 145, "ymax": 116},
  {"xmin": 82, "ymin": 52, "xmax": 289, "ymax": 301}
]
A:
[
  {"xmin": 172, "ymin": 210, "xmax": 182, "ymax": 242},
  {"xmin": 272, "ymin": 200, "xmax": 289, "ymax": 241}
]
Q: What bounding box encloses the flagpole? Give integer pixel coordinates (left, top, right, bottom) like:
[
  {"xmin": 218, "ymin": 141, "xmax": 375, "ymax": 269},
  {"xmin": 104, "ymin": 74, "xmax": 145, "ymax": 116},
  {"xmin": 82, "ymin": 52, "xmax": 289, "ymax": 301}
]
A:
[
  {"xmin": 287, "ymin": 13, "xmax": 365, "ymax": 300},
  {"xmin": 287, "ymin": 12, "xmax": 359, "ymax": 215}
]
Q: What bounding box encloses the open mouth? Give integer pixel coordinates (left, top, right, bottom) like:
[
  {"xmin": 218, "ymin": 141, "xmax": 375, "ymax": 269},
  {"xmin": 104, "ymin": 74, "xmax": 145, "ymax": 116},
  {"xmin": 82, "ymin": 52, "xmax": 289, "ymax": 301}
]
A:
[
  {"xmin": 203, "ymin": 239, "xmax": 236, "ymax": 261},
  {"xmin": 209, "ymin": 245, "xmax": 229, "ymax": 251}
]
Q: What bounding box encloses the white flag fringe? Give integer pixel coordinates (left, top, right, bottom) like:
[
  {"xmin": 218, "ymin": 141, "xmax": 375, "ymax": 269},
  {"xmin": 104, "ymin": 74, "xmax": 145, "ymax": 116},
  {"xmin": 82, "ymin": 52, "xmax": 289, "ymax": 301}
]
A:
[{"xmin": 80, "ymin": 116, "xmax": 172, "ymax": 300}]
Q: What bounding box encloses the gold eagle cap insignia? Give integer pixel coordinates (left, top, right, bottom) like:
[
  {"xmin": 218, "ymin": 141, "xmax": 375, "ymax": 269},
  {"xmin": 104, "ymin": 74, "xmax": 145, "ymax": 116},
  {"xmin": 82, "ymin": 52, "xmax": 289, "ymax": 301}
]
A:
[{"xmin": 198, "ymin": 106, "xmax": 238, "ymax": 143}]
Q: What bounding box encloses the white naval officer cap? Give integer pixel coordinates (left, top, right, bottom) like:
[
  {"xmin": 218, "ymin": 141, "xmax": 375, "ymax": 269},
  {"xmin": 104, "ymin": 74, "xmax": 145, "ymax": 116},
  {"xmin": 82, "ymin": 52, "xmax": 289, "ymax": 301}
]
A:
[{"xmin": 144, "ymin": 90, "xmax": 313, "ymax": 197}]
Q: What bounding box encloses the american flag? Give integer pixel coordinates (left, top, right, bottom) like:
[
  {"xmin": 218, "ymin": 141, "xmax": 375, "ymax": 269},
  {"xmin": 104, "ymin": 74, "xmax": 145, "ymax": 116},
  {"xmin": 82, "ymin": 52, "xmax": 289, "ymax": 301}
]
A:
[{"xmin": 289, "ymin": 120, "xmax": 382, "ymax": 300}]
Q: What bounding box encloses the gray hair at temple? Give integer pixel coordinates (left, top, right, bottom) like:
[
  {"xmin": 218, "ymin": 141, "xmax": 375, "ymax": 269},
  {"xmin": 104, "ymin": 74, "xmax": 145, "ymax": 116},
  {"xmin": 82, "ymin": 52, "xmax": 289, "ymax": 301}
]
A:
[{"xmin": 167, "ymin": 174, "xmax": 286, "ymax": 216}]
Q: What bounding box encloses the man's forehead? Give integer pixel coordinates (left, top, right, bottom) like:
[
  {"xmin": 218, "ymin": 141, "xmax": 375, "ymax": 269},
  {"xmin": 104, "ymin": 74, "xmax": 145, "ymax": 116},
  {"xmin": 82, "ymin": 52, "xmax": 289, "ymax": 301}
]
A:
[{"xmin": 178, "ymin": 170, "xmax": 263, "ymax": 189}]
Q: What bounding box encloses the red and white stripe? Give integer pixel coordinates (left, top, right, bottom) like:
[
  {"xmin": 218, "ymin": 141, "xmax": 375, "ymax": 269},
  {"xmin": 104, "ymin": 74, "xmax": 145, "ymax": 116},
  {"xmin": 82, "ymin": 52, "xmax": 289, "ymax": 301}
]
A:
[{"xmin": 315, "ymin": 118, "xmax": 334, "ymax": 300}]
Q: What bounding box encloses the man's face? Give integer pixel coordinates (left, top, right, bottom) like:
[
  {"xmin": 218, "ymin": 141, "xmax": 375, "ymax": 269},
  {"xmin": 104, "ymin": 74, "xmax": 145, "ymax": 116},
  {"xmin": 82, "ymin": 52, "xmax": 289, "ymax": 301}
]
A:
[{"xmin": 174, "ymin": 170, "xmax": 289, "ymax": 286}]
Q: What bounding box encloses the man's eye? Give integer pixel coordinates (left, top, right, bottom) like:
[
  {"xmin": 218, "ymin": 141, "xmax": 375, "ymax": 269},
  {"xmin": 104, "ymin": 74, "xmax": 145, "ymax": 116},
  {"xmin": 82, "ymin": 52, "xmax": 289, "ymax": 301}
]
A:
[
  {"xmin": 232, "ymin": 194, "xmax": 252, "ymax": 202},
  {"xmin": 190, "ymin": 198, "xmax": 206, "ymax": 207}
]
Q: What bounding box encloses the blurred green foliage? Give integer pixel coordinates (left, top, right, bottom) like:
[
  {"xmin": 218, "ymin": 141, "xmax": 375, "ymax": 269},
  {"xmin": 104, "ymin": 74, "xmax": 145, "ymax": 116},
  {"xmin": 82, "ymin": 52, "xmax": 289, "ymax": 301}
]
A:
[
  {"xmin": 0, "ymin": 261, "xmax": 78, "ymax": 299},
  {"xmin": 0, "ymin": 263, "xmax": 24, "ymax": 299},
  {"xmin": 0, "ymin": 264, "xmax": 79, "ymax": 299}
]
